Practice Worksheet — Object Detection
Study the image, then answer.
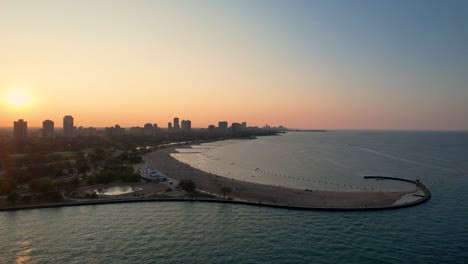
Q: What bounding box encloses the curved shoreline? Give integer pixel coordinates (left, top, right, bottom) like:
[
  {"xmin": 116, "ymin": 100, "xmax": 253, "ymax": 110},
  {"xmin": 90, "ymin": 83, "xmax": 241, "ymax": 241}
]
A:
[
  {"xmin": 0, "ymin": 177, "xmax": 431, "ymax": 212},
  {"xmin": 146, "ymin": 147, "xmax": 431, "ymax": 208},
  {"xmin": 363, "ymin": 176, "xmax": 431, "ymax": 207},
  {"xmin": 0, "ymin": 148, "xmax": 432, "ymax": 212},
  {"xmin": 0, "ymin": 182, "xmax": 430, "ymax": 212}
]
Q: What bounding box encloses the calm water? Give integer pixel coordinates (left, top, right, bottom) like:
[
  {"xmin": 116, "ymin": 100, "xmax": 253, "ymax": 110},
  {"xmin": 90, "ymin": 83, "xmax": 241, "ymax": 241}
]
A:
[
  {"xmin": 172, "ymin": 131, "xmax": 460, "ymax": 191},
  {"xmin": 1, "ymin": 131, "xmax": 468, "ymax": 263}
]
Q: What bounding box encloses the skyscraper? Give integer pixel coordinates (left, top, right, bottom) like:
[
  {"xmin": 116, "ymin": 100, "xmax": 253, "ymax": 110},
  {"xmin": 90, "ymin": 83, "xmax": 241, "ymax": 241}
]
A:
[
  {"xmin": 168, "ymin": 122, "xmax": 173, "ymax": 132},
  {"xmin": 173, "ymin": 117, "xmax": 180, "ymax": 131},
  {"xmin": 63, "ymin": 115, "xmax": 74, "ymax": 138},
  {"xmin": 13, "ymin": 119, "xmax": 27, "ymax": 143},
  {"xmin": 42, "ymin": 120, "xmax": 54, "ymax": 138},
  {"xmin": 144, "ymin": 123, "xmax": 154, "ymax": 136},
  {"xmin": 231, "ymin": 122, "xmax": 242, "ymax": 134},
  {"xmin": 181, "ymin": 120, "xmax": 191, "ymax": 133},
  {"xmin": 218, "ymin": 121, "xmax": 228, "ymax": 134}
]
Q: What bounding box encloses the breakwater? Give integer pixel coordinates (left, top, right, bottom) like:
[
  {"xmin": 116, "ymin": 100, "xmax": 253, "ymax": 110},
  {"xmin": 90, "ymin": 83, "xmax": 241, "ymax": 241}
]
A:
[{"xmin": 0, "ymin": 177, "xmax": 430, "ymax": 212}]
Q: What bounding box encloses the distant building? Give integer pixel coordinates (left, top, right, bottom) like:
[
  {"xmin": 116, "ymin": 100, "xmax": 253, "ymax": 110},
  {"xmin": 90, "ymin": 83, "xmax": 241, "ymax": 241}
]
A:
[
  {"xmin": 218, "ymin": 121, "xmax": 228, "ymax": 134},
  {"xmin": 153, "ymin": 123, "xmax": 161, "ymax": 134},
  {"xmin": 90, "ymin": 127, "xmax": 97, "ymax": 136},
  {"xmin": 105, "ymin": 127, "xmax": 112, "ymax": 136},
  {"xmin": 63, "ymin": 115, "xmax": 74, "ymax": 138},
  {"xmin": 173, "ymin": 117, "xmax": 180, "ymax": 131},
  {"xmin": 13, "ymin": 119, "xmax": 27, "ymax": 143},
  {"xmin": 78, "ymin": 127, "xmax": 97, "ymax": 137},
  {"xmin": 144, "ymin": 123, "xmax": 154, "ymax": 136},
  {"xmin": 42, "ymin": 119, "xmax": 54, "ymax": 138},
  {"xmin": 181, "ymin": 120, "xmax": 191, "ymax": 133},
  {"xmin": 231, "ymin": 122, "xmax": 242, "ymax": 134},
  {"xmin": 218, "ymin": 121, "xmax": 228, "ymax": 128},
  {"xmin": 241, "ymin": 122, "xmax": 247, "ymax": 130},
  {"xmin": 208, "ymin": 125, "xmax": 216, "ymax": 133},
  {"xmin": 105, "ymin": 124, "xmax": 125, "ymax": 136},
  {"xmin": 130, "ymin": 126, "xmax": 144, "ymax": 136},
  {"xmin": 168, "ymin": 122, "xmax": 172, "ymax": 132}
]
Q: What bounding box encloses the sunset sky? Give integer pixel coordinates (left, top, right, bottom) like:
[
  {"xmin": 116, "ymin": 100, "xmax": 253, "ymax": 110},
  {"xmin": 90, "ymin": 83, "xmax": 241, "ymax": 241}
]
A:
[{"xmin": 1, "ymin": 0, "xmax": 467, "ymax": 130}]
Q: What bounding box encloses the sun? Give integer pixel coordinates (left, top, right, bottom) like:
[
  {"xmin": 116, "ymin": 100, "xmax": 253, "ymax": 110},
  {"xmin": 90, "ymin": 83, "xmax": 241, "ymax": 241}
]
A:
[{"xmin": 5, "ymin": 89, "xmax": 31, "ymax": 107}]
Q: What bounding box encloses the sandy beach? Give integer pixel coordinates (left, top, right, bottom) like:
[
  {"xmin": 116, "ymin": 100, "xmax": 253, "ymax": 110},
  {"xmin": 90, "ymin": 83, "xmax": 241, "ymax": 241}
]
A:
[{"xmin": 143, "ymin": 147, "xmax": 425, "ymax": 209}]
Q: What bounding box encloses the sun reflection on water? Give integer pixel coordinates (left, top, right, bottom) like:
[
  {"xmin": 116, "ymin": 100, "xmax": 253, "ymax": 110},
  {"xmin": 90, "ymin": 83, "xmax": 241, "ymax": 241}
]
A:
[{"xmin": 16, "ymin": 241, "xmax": 32, "ymax": 264}]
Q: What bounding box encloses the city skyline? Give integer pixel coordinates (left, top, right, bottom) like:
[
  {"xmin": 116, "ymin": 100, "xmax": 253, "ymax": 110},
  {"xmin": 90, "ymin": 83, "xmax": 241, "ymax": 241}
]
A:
[
  {"xmin": 0, "ymin": 2, "xmax": 466, "ymax": 263},
  {"xmin": 1, "ymin": 1, "xmax": 467, "ymax": 130},
  {"xmin": 8, "ymin": 115, "xmax": 261, "ymax": 137}
]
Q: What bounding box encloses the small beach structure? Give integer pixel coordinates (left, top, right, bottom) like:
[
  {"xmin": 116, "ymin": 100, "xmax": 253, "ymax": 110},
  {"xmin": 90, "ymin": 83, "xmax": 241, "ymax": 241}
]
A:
[{"xmin": 139, "ymin": 165, "xmax": 166, "ymax": 182}]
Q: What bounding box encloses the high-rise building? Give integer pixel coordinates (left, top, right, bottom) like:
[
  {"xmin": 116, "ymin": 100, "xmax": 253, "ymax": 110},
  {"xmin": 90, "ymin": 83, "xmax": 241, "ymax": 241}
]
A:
[
  {"xmin": 241, "ymin": 122, "xmax": 247, "ymax": 130},
  {"xmin": 63, "ymin": 115, "xmax": 74, "ymax": 138},
  {"xmin": 42, "ymin": 120, "xmax": 54, "ymax": 138},
  {"xmin": 168, "ymin": 122, "xmax": 172, "ymax": 132},
  {"xmin": 231, "ymin": 122, "xmax": 242, "ymax": 134},
  {"xmin": 218, "ymin": 121, "xmax": 228, "ymax": 134},
  {"xmin": 208, "ymin": 125, "xmax": 216, "ymax": 133},
  {"xmin": 130, "ymin": 126, "xmax": 144, "ymax": 136},
  {"xmin": 181, "ymin": 120, "xmax": 191, "ymax": 133},
  {"xmin": 144, "ymin": 123, "xmax": 154, "ymax": 136},
  {"xmin": 13, "ymin": 119, "xmax": 28, "ymax": 143},
  {"xmin": 106, "ymin": 124, "xmax": 125, "ymax": 136},
  {"xmin": 78, "ymin": 126, "xmax": 97, "ymax": 137},
  {"xmin": 173, "ymin": 117, "xmax": 180, "ymax": 131}
]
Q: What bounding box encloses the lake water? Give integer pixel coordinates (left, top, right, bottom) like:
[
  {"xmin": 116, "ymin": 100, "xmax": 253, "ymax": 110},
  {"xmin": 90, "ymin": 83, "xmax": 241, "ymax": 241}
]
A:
[
  {"xmin": 1, "ymin": 131, "xmax": 467, "ymax": 263},
  {"xmin": 173, "ymin": 131, "xmax": 463, "ymax": 192}
]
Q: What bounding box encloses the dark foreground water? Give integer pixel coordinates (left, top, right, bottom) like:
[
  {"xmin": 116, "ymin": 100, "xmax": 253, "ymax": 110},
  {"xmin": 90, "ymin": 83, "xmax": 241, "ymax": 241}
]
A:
[{"xmin": 1, "ymin": 131, "xmax": 468, "ymax": 263}]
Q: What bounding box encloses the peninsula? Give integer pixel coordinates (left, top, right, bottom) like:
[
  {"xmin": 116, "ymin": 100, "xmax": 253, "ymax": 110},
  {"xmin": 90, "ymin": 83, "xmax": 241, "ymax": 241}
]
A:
[
  {"xmin": 142, "ymin": 146, "xmax": 430, "ymax": 210},
  {"xmin": 0, "ymin": 118, "xmax": 430, "ymax": 211}
]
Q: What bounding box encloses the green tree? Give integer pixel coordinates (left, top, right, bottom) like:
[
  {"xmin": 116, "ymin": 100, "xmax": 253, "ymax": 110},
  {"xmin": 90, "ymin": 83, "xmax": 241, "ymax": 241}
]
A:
[
  {"xmin": 30, "ymin": 178, "xmax": 55, "ymax": 194},
  {"xmin": 178, "ymin": 179, "xmax": 196, "ymax": 193},
  {"xmin": 123, "ymin": 171, "xmax": 140, "ymax": 182},
  {"xmin": 220, "ymin": 186, "xmax": 232, "ymax": 198},
  {"xmin": 29, "ymin": 177, "xmax": 62, "ymax": 201}
]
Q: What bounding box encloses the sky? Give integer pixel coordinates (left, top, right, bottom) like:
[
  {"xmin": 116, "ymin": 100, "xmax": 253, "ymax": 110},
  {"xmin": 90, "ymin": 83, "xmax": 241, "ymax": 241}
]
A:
[{"xmin": 1, "ymin": 0, "xmax": 467, "ymax": 130}]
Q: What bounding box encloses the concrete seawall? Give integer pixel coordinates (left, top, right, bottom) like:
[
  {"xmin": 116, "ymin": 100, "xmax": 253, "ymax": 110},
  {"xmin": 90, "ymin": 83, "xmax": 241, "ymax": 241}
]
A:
[
  {"xmin": 0, "ymin": 177, "xmax": 431, "ymax": 212},
  {"xmin": 363, "ymin": 176, "xmax": 431, "ymax": 208}
]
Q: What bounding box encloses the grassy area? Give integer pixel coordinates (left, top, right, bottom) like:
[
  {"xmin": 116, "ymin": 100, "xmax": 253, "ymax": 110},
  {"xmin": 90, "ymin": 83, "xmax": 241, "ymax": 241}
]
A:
[
  {"xmin": 148, "ymin": 193, "xmax": 174, "ymax": 199},
  {"xmin": 183, "ymin": 191, "xmax": 216, "ymax": 198}
]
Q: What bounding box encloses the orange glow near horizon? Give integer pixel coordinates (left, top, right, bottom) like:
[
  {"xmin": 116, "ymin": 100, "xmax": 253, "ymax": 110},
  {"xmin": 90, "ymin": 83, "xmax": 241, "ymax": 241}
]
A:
[
  {"xmin": 0, "ymin": 1, "xmax": 467, "ymax": 130},
  {"xmin": 0, "ymin": 81, "xmax": 466, "ymax": 130}
]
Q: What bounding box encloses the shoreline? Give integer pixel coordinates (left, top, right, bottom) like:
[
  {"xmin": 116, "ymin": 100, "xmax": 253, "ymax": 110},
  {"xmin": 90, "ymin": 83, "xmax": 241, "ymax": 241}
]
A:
[
  {"xmin": 0, "ymin": 193, "xmax": 429, "ymax": 212},
  {"xmin": 143, "ymin": 146, "xmax": 431, "ymax": 209},
  {"xmin": 0, "ymin": 146, "xmax": 431, "ymax": 212}
]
